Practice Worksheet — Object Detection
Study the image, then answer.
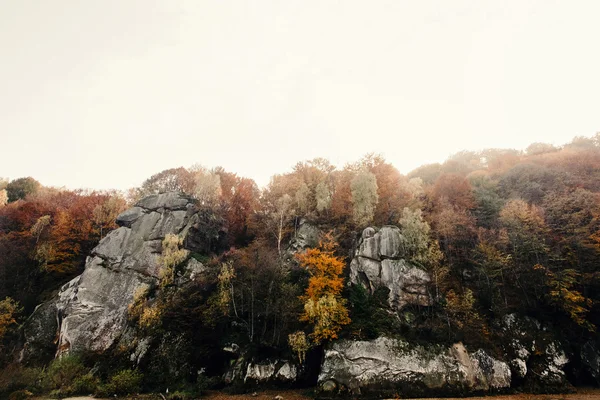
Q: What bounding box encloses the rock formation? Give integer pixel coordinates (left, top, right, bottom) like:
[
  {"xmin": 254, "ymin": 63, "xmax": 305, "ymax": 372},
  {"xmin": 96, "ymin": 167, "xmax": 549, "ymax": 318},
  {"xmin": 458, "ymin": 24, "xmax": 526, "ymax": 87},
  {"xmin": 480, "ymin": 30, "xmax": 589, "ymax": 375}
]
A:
[
  {"xmin": 318, "ymin": 337, "xmax": 511, "ymax": 397},
  {"xmin": 349, "ymin": 226, "xmax": 431, "ymax": 310},
  {"xmin": 22, "ymin": 192, "xmax": 207, "ymax": 362},
  {"xmin": 497, "ymin": 313, "xmax": 570, "ymax": 390}
]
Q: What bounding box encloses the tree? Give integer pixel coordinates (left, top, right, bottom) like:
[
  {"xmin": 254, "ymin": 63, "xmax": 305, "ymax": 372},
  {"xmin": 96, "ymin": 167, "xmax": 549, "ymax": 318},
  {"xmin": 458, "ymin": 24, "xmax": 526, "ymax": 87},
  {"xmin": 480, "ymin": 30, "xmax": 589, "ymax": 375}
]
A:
[
  {"xmin": 315, "ymin": 181, "xmax": 331, "ymax": 213},
  {"xmin": 159, "ymin": 234, "xmax": 189, "ymax": 287},
  {"xmin": 6, "ymin": 177, "xmax": 40, "ymax": 202},
  {"xmin": 499, "ymin": 199, "xmax": 548, "ymax": 264},
  {"xmin": 295, "ymin": 182, "xmax": 310, "ymax": 215},
  {"xmin": 398, "ymin": 207, "xmax": 447, "ymax": 299},
  {"xmin": 271, "ymin": 194, "xmax": 294, "ymax": 257},
  {"xmin": 350, "ymin": 170, "xmax": 378, "ymax": 226},
  {"xmin": 0, "ymin": 190, "xmax": 7, "ymax": 207},
  {"xmin": 431, "ymin": 173, "xmax": 475, "ymax": 210},
  {"xmin": 30, "ymin": 215, "xmax": 51, "ymax": 244},
  {"xmin": 408, "ymin": 163, "xmax": 442, "ymax": 185},
  {"xmin": 137, "ymin": 167, "xmax": 195, "ymax": 198},
  {"xmin": 399, "ymin": 208, "xmax": 433, "ymax": 265},
  {"xmin": 193, "ymin": 168, "xmax": 222, "ymax": 207},
  {"xmin": 534, "ymin": 264, "xmax": 595, "ymax": 332},
  {"xmin": 0, "ymin": 297, "xmax": 20, "ymax": 343},
  {"xmin": 92, "ymin": 194, "xmax": 127, "ymax": 239},
  {"xmin": 526, "ymin": 142, "xmax": 558, "ymax": 155},
  {"xmin": 295, "ymin": 234, "xmax": 350, "ymax": 344}
]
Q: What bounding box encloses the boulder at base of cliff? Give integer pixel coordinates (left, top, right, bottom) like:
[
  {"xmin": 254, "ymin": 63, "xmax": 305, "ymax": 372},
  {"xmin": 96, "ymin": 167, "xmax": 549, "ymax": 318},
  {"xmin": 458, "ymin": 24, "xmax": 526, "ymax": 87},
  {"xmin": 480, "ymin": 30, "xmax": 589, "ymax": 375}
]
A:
[
  {"xmin": 224, "ymin": 355, "xmax": 298, "ymax": 388},
  {"xmin": 581, "ymin": 340, "xmax": 600, "ymax": 385},
  {"xmin": 318, "ymin": 337, "xmax": 510, "ymax": 397},
  {"xmin": 497, "ymin": 313, "xmax": 572, "ymax": 392}
]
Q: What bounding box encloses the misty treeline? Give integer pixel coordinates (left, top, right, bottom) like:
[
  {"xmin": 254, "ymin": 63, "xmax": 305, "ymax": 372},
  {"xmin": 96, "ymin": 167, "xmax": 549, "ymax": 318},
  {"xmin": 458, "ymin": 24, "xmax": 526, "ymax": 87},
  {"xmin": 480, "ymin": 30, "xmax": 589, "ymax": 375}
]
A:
[{"xmin": 2, "ymin": 133, "xmax": 600, "ymax": 367}]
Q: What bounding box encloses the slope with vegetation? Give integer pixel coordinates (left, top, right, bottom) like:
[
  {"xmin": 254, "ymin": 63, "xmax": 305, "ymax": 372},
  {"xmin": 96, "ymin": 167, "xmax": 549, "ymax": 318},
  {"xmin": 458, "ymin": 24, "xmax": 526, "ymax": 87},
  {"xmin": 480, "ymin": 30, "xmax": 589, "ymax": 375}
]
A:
[{"xmin": 1, "ymin": 134, "xmax": 600, "ymax": 398}]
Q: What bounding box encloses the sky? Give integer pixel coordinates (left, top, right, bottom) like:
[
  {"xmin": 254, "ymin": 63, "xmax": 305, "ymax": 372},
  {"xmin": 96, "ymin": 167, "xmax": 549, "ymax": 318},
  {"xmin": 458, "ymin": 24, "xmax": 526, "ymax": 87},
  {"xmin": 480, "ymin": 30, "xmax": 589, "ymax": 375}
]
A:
[{"xmin": 1, "ymin": 1, "xmax": 599, "ymax": 191}]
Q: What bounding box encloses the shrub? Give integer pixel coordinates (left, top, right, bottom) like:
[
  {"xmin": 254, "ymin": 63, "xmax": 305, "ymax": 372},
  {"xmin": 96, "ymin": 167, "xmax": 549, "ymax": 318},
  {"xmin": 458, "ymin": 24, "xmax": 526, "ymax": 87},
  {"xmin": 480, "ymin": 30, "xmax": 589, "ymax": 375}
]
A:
[
  {"xmin": 167, "ymin": 391, "xmax": 194, "ymax": 400},
  {"xmin": 108, "ymin": 369, "xmax": 142, "ymax": 396},
  {"xmin": 41, "ymin": 355, "xmax": 86, "ymax": 393},
  {"xmin": 71, "ymin": 373, "xmax": 99, "ymax": 395},
  {"xmin": 0, "ymin": 365, "xmax": 42, "ymax": 396},
  {"xmin": 8, "ymin": 390, "xmax": 33, "ymax": 400}
]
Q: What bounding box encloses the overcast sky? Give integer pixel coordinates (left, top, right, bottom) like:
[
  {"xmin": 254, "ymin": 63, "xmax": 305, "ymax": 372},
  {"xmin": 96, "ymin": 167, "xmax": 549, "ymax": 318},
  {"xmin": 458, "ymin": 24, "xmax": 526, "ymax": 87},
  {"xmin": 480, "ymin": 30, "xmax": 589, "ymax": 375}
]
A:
[{"xmin": 1, "ymin": 1, "xmax": 599, "ymax": 190}]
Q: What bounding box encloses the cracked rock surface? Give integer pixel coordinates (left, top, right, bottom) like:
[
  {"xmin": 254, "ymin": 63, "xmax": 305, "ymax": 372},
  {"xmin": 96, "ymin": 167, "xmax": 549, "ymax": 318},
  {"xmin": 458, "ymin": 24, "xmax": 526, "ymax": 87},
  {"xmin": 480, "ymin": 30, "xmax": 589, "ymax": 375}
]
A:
[
  {"xmin": 349, "ymin": 226, "xmax": 431, "ymax": 310},
  {"xmin": 318, "ymin": 337, "xmax": 511, "ymax": 396},
  {"xmin": 21, "ymin": 193, "xmax": 204, "ymax": 361}
]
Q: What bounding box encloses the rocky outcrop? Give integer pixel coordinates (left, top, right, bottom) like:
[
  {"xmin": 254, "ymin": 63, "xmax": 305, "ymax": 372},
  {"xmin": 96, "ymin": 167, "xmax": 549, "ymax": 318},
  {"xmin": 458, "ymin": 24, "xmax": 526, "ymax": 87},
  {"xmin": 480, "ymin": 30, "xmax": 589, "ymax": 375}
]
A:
[
  {"xmin": 318, "ymin": 337, "xmax": 510, "ymax": 397},
  {"xmin": 224, "ymin": 356, "xmax": 298, "ymax": 386},
  {"xmin": 288, "ymin": 219, "xmax": 320, "ymax": 253},
  {"xmin": 349, "ymin": 226, "xmax": 431, "ymax": 310},
  {"xmin": 498, "ymin": 313, "xmax": 570, "ymax": 391},
  {"xmin": 582, "ymin": 341, "xmax": 600, "ymax": 384},
  {"xmin": 21, "ymin": 193, "xmax": 207, "ymax": 361}
]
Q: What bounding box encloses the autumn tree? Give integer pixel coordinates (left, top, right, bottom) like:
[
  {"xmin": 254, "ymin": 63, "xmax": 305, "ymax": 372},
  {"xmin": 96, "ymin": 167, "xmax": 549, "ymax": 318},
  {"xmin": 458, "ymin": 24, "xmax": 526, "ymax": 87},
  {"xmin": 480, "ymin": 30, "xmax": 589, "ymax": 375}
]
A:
[
  {"xmin": 354, "ymin": 154, "xmax": 412, "ymax": 225},
  {"xmin": 218, "ymin": 240, "xmax": 298, "ymax": 344},
  {"xmin": 399, "ymin": 207, "xmax": 446, "ymax": 299},
  {"xmin": 295, "ymin": 234, "xmax": 350, "ymax": 344},
  {"xmin": 0, "ymin": 297, "xmax": 20, "ymax": 344},
  {"xmin": 159, "ymin": 234, "xmax": 189, "ymax": 287},
  {"xmin": 192, "ymin": 166, "xmax": 222, "ymax": 207},
  {"xmin": 350, "ymin": 170, "xmax": 378, "ymax": 226},
  {"xmin": 0, "ymin": 190, "xmax": 7, "ymax": 207},
  {"xmin": 6, "ymin": 177, "xmax": 40, "ymax": 202},
  {"xmin": 534, "ymin": 264, "xmax": 595, "ymax": 332},
  {"xmin": 136, "ymin": 167, "xmax": 195, "ymax": 199},
  {"xmin": 408, "ymin": 163, "xmax": 442, "ymax": 185},
  {"xmin": 92, "ymin": 194, "xmax": 127, "ymax": 239},
  {"xmin": 315, "ymin": 181, "xmax": 332, "ymax": 213},
  {"xmin": 499, "ymin": 199, "xmax": 548, "ymax": 265}
]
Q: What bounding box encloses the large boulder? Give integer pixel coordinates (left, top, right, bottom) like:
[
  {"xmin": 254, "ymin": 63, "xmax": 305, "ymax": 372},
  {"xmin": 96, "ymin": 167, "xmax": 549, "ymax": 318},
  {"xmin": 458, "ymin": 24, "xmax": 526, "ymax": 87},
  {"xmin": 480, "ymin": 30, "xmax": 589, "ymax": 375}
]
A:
[
  {"xmin": 288, "ymin": 219, "xmax": 320, "ymax": 253},
  {"xmin": 318, "ymin": 337, "xmax": 510, "ymax": 397},
  {"xmin": 350, "ymin": 227, "xmax": 431, "ymax": 310},
  {"xmin": 224, "ymin": 356, "xmax": 298, "ymax": 386},
  {"xmin": 21, "ymin": 193, "xmax": 207, "ymax": 361},
  {"xmin": 581, "ymin": 341, "xmax": 600, "ymax": 384},
  {"xmin": 497, "ymin": 313, "xmax": 571, "ymax": 391}
]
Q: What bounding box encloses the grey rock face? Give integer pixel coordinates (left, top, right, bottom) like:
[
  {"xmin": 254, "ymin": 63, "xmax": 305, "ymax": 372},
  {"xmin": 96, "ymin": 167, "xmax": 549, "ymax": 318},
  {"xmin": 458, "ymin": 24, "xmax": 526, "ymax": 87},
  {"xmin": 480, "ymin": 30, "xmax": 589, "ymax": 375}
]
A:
[
  {"xmin": 224, "ymin": 356, "xmax": 298, "ymax": 385},
  {"xmin": 378, "ymin": 226, "xmax": 402, "ymax": 258},
  {"xmin": 498, "ymin": 313, "xmax": 570, "ymax": 389},
  {"xmin": 350, "ymin": 226, "xmax": 431, "ymax": 310},
  {"xmin": 288, "ymin": 219, "xmax": 320, "ymax": 252},
  {"xmin": 582, "ymin": 341, "xmax": 600, "ymax": 384},
  {"xmin": 318, "ymin": 337, "xmax": 510, "ymax": 396},
  {"xmin": 22, "ymin": 192, "xmax": 205, "ymax": 360}
]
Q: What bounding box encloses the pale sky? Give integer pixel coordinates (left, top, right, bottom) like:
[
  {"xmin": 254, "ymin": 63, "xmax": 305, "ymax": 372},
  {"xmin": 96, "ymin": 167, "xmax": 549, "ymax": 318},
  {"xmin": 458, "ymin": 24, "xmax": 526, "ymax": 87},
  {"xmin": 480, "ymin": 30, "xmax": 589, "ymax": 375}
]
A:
[{"xmin": 1, "ymin": 1, "xmax": 599, "ymax": 190}]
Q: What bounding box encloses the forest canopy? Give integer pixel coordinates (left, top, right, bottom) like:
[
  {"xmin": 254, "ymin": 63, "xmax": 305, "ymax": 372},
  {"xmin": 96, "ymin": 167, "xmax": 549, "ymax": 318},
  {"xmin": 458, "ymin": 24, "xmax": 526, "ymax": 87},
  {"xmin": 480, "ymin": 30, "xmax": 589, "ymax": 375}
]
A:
[{"xmin": 2, "ymin": 133, "xmax": 600, "ymax": 376}]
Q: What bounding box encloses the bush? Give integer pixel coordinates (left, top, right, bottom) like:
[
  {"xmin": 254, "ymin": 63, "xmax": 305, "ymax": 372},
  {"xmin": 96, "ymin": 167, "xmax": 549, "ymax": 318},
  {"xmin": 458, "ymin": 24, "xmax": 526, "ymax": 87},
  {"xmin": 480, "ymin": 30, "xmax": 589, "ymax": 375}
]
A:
[
  {"xmin": 108, "ymin": 369, "xmax": 142, "ymax": 396},
  {"xmin": 71, "ymin": 372, "xmax": 99, "ymax": 395},
  {"xmin": 167, "ymin": 391, "xmax": 194, "ymax": 400},
  {"xmin": 41, "ymin": 355, "xmax": 86, "ymax": 393},
  {"xmin": 0, "ymin": 365, "xmax": 42, "ymax": 397},
  {"xmin": 8, "ymin": 390, "xmax": 33, "ymax": 400}
]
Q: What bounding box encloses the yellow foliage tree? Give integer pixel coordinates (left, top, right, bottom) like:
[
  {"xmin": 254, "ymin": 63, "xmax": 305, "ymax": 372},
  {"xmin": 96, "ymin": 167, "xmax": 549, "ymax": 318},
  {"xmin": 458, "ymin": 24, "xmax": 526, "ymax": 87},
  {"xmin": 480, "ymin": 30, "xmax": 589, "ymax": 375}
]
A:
[
  {"xmin": 0, "ymin": 297, "xmax": 20, "ymax": 343},
  {"xmin": 159, "ymin": 234, "xmax": 189, "ymax": 287},
  {"xmin": 295, "ymin": 233, "xmax": 350, "ymax": 344},
  {"xmin": 534, "ymin": 264, "xmax": 595, "ymax": 332},
  {"xmin": 288, "ymin": 331, "xmax": 309, "ymax": 364}
]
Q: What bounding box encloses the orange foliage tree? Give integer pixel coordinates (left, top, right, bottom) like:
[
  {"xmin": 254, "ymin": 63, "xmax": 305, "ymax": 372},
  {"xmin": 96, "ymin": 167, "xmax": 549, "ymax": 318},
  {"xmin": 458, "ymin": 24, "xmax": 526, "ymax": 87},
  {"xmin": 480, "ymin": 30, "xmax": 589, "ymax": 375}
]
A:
[{"xmin": 295, "ymin": 233, "xmax": 350, "ymax": 344}]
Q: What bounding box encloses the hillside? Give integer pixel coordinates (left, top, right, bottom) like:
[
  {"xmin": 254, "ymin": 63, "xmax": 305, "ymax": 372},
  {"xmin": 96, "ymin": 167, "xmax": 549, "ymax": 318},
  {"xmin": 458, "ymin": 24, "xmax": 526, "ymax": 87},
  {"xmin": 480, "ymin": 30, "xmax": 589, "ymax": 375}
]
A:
[{"xmin": 1, "ymin": 134, "xmax": 600, "ymax": 398}]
